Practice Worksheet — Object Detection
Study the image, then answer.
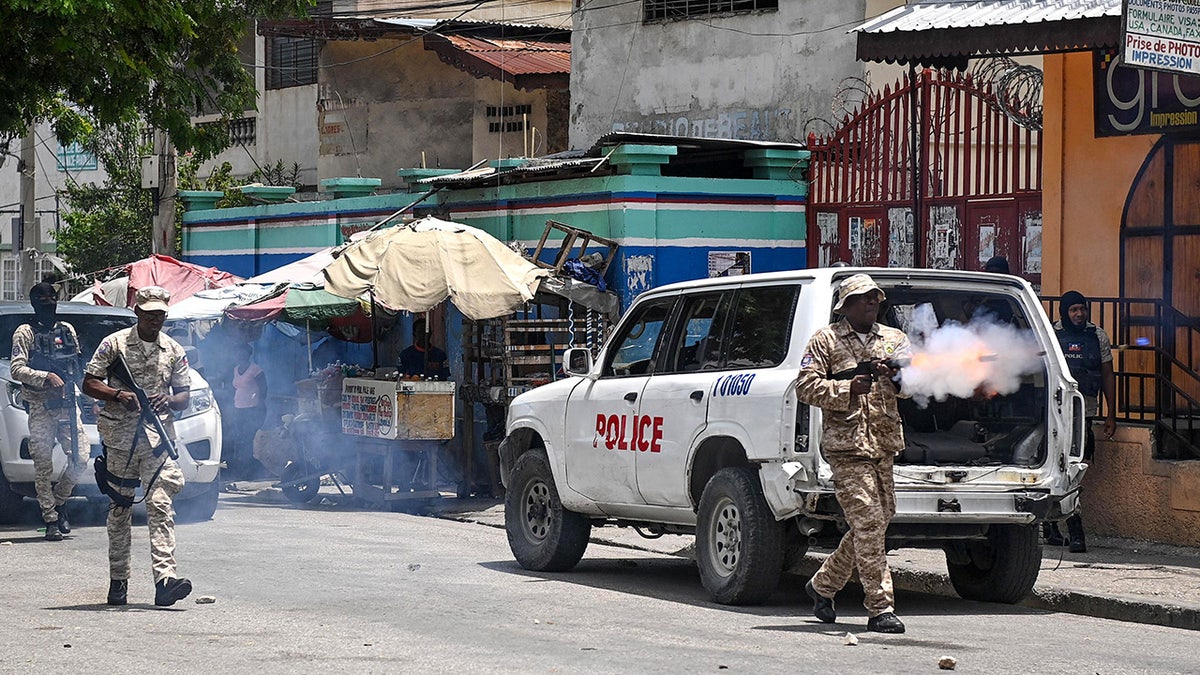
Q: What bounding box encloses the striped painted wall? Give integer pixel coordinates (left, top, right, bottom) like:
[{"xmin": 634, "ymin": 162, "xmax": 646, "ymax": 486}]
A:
[{"xmin": 182, "ymin": 166, "xmax": 809, "ymax": 309}]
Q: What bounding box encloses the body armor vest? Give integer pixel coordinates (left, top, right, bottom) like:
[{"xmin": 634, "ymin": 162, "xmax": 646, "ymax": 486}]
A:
[{"xmin": 1056, "ymin": 325, "xmax": 1102, "ymax": 397}]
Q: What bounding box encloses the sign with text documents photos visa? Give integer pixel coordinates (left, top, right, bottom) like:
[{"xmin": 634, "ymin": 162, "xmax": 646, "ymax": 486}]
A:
[{"xmin": 1124, "ymin": 0, "xmax": 1200, "ymax": 76}]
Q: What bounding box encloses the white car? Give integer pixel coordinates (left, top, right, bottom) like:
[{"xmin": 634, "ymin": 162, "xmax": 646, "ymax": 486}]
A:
[
  {"xmin": 500, "ymin": 267, "xmax": 1087, "ymax": 605},
  {"xmin": 0, "ymin": 303, "xmax": 223, "ymax": 523}
]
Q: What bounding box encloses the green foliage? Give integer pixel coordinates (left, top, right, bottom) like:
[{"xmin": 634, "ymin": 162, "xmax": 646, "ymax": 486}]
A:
[
  {"xmin": 250, "ymin": 159, "xmax": 303, "ymax": 189},
  {"xmin": 0, "ymin": 0, "xmax": 313, "ymax": 159},
  {"xmin": 55, "ymin": 123, "xmax": 155, "ymax": 275}
]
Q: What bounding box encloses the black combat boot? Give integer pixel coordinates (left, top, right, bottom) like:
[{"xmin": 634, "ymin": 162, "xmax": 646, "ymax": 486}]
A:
[
  {"xmin": 107, "ymin": 580, "xmax": 128, "ymax": 606},
  {"xmin": 155, "ymin": 577, "xmax": 193, "ymax": 607},
  {"xmin": 1066, "ymin": 515, "xmax": 1087, "ymax": 553},
  {"xmin": 55, "ymin": 505, "xmax": 71, "ymax": 535},
  {"xmin": 44, "ymin": 522, "xmax": 63, "ymax": 541},
  {"xmin": 805, "ymin": 580, "xmax": 837, "ymax": 623},
  {"xmin": 1043, "ymin": 522, "xmax": 1065, "ymax": 546},
  {"xmin": 867, "ymin": 612, "xmax": 906, "ymax": 634}
]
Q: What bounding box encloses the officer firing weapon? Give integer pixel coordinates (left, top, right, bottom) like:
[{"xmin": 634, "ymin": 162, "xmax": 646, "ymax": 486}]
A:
[
  {"xmin": 830, "ymin": 357, "xmax": 911, "ymax": 381},
  {"xmin": 106, "ymin": 352, "xmax": 179, "ymax": 460}
]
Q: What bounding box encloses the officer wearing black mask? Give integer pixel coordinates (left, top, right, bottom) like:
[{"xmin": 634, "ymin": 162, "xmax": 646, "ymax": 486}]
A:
[{"xmin": 10, "ymin": 281, "xmax": 90, "ymax": 540}]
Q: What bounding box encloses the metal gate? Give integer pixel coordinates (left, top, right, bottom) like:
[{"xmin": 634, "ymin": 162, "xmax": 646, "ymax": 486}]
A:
[{"xmin": 807, "ymin": 69, "xmax": 1043, "ymax": 282}]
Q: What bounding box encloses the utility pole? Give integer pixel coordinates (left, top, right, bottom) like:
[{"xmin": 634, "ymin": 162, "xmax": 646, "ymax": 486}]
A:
[
  {"xmin": 149, "ymin": 129, "xmax": 176, "ymax": 255},
  {"xmin": 18, "ymin": 125, "xmax": 39, "ymax": 299}
]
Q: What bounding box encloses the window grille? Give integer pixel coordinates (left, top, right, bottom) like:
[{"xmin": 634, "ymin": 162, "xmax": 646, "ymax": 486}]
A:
[
  {"xmin": 268, "ymin": 36, "xmax": 318, "ymax": 90},
  {"xmin": 643, "ymin": 0, "xmax": 777, "ymax": 22}
]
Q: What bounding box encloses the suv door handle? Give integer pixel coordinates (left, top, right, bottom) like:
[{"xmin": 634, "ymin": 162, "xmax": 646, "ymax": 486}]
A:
[
  {"xmin": 690, "ymin": 390, "xmax": 704, "ymax": 401},
  {"xmin": 624, "ymin": 392, "xmax": 638, "ymax": 402}
]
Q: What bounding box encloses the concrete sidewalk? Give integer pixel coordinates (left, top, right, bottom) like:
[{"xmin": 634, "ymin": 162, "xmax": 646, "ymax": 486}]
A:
[{"xmin": 429, "ymin": 497, "xmax": 1200, "ymax": 632}]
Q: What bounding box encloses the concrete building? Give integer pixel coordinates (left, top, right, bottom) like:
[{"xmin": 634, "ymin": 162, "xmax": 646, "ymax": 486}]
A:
[{"xmin": 568, "ymin": 0, "xmax": 871, "ymax": 147}]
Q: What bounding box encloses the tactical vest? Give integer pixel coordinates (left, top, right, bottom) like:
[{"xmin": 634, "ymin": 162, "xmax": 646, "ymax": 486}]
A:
[
  {"xmin": 1056, "ymin": 324, "xmax": 1102, "ymax": 397},
  {"xmin": 28, "ymin": 322, "xmax": 82, "ymax": 382}
]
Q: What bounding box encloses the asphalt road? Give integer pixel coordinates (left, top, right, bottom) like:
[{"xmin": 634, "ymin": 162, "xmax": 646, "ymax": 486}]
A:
[{"xmin": 3, "ymin": 495, "xmax": 1199, "ymax": 674}]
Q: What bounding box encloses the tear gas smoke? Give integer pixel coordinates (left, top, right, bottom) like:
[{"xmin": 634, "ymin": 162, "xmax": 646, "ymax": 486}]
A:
[{"xmin": 900, "ymin": 304, "xmax": 1044, "ymax": 407}]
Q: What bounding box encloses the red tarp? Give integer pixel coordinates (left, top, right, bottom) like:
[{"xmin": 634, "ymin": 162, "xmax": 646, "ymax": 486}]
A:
[{"xmin": 89, "ymin": 255, "xmax": 242, "ymax": 307}]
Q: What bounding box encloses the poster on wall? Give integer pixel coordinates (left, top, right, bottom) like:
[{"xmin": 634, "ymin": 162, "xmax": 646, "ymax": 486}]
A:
[
  {"xmin": 887, "ymin": 207, "xmax": 914, "ymax": 267},
  {"xmin": 849, "ymin": 216, "xmax": 863, "ymax": 254},
  {"xmin": 1023, "ymin": 210, "xmax": 1043, "ymax": 273},
  {"xmin": 708, "ymin": 251, "xmax": 751, "ymax": 277},
  {"xmin": 978, "ymin": 224, "xmax": 996, "ymax": 265},
  {"xmin": 816, "ymin": 212, "xmax": 839, "ymax": 267},
  {"xmin": 928, "ymin": 205, "xmax": 960, "ymax": 269}
]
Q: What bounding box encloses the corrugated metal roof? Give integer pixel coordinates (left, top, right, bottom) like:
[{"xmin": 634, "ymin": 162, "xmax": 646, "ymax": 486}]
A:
[
  {"xmin": 855, "ymin": 0, "xmax": 1119, "ymax": 34},
  {"xmin": 442, "ymin": 35, "xmax": 570, "ymax": 76},
  {"xmin": 854, "ymin": 0, "xmax": 1122, "ymax": 65}
]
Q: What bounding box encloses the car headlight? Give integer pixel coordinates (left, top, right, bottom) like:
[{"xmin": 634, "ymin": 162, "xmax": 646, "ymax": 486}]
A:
[
  {"xmin": 175, "ymin": 387, "xmax": 213, "ymax": 420},
  {"xmin": 7, "ymin": 381, "xmax": 25, "ymax": 410}
]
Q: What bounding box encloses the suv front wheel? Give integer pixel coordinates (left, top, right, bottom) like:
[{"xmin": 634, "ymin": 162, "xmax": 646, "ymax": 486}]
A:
[
  {"xmin": 696, "ymin": 466, "xmax": 784, "ymax": 605},
  {"xmin": 505, "ymin": 450, "xmax": 591, "ymax": 572}
]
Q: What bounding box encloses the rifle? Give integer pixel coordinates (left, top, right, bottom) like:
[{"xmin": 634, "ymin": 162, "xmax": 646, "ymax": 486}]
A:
[
  {"xmin": 830, "ymin": 357, "xmax": 911, "ymax": 381},
  {"xmin": 28, "ymin": 334, "xmax": 84, "ymax": 463},
  {"xmin": 107, "ymin": 352, "xmax": 179, "ymax": 460}
]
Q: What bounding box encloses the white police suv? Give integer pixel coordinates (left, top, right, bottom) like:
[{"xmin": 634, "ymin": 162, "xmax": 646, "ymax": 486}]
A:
[
  {"xmin": 0, "ymin": 303, "xmax": 223, "ymax": 523},
  {"xmin": 499, "ymin": 267, "xmax": 1087, "ymax": 605}
]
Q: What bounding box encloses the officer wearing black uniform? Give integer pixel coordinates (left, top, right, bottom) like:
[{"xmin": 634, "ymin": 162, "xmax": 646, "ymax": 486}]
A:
[{"xmin": 1050, "ymin": 290, "xmax": 1117, "ymax": 553}]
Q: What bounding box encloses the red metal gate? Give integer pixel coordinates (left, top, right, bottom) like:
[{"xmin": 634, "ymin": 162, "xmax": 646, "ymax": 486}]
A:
[{"xmin": 807, "ymin": 69, "xmax": 1042, "ymax": 283}]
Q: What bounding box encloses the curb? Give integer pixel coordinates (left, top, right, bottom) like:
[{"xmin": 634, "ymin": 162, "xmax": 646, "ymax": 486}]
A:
[{"xmin": 438, "ymin": 510, "xmax": 1200, "ymax": 632}]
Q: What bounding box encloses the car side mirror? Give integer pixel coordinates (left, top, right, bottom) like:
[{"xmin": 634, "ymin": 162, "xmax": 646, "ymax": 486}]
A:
[{"xmin": 562, "ymin": 348, "xmax": 593, "ymax": 377}]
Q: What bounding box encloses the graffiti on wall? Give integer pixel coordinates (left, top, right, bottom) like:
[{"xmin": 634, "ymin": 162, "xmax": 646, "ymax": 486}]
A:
[
  {"xmin": 612, "ymin": 108, "xmax": 795, "ymax": 141},
  {"xmin": 626, "ymin": 255, "xmax": 654, "ymax": 295}
]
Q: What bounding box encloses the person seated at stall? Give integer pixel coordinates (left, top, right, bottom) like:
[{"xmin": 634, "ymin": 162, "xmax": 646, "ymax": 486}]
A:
[{"xmin": 398, "ymin": 318, "xmax": 450, "ymax": 381}]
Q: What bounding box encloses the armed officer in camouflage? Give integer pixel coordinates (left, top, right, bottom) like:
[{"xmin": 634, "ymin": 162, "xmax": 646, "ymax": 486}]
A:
[
  {"xmin": 10, "ymin": 281, "xmax": 90, "ymax": 541},
  {"xmin": 795, "ymin": 273, "xmax": 911, "ymax": 634},
  {"xmin": 82, "ymin": 286, "xmax": 193, "ymax": 607}
]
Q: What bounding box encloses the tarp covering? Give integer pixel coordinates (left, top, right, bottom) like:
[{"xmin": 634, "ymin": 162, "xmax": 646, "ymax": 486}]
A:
[
  {"xmin": 167, "ymin": 285, "xmax": 274, "ymax": 321},
  {"xmin": 323, "ymin": 216, "xmax": 549, "ymax": 321},
  {"xmin": 244, "ymin": 249, "xmax": 334, "ymax": 285},
  {"xmin": 73, "ymin": 255, "xmax": 242, "ymax": 307},
  {"xmin": 224, "ymin": 283, "xmax": 362, "ymax": 328}
]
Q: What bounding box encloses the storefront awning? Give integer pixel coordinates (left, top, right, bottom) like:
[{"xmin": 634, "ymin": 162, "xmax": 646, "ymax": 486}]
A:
[{"xmin": 854, "ymin": 0, "xmax": 1122, "ymax": 67}]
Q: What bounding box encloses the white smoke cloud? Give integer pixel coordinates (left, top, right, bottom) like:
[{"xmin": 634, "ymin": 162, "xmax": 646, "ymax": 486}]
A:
[{"xmin": 901, "ymin": 303, "xmax": 1044, "ymax": 407}]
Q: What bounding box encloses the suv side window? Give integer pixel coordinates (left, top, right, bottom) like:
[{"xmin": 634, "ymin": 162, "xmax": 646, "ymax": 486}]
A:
[
  {"xmin": 724, "ymin": 285, "xmax": 799, "ymax": 369},
  {"xmin": 662, "ymin": 292, "xmax": 730, "ymax": 373},
  {"xmin": 603, "ymin": 297, "xmax": 676, "ymax": 378}
]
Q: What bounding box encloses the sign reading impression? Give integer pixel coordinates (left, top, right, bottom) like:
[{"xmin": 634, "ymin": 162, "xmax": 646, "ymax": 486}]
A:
[
  {"xmin": 1123, "ymin": 0, "xmax": 1200, "ymax": 76},
  {"xmin": 1094, "ymin": 50, "xmax": 1200, "ymax": 136}
]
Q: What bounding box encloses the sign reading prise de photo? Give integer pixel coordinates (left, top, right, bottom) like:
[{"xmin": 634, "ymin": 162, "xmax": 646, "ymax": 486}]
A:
[
  {"xmin": 1122, "ymin": 0, "xmax": 1200, "ymax": 75},
  {"xmin": 1094, "ymin": 49, "xmax": 1200, "ymax": 136}
]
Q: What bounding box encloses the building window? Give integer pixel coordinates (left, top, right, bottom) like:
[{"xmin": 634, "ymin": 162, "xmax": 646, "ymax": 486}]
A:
[
  {"xmin": 1, "ymin": 256, "xmax": 58, "ymax": 301},
  {"xmin": 643, "ymin": 0, "xmax": 777, "ymax": 22},
  {"xmin": 268, "ymin": 36, "xmax": 318, "ymax": 90}
]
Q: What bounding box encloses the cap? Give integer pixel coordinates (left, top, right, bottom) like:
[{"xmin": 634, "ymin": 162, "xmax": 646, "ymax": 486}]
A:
[
  {"xmin": 134, "ymin": 286, "xmax": 171, "ymax": 312},
  {"xmin": 833, "ymin": 273, "xmax": 885, "ymax": 313},
  {"xmin": 984, "ymin": 255, "xmax": 1010, "ymax": 274}
]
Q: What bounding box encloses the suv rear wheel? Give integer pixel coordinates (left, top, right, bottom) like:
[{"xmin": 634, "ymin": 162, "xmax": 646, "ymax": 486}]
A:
[
  {"xmin": 505, "ymin": 450, "xmax": 591, "ymax": 572},
  {"xmin": 945, "ymin": 523, "xmax": 1041, "ymax": 603},
  {"xmin": 696, "ymin": 466, "xmax": 784, "ymax": 605},
  {"xmin": 0, "ymin": 471, "xmax": 24, "ymax": 524}
]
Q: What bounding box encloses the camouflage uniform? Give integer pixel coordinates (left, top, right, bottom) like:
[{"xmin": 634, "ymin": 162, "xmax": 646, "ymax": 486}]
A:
[
  {"xmin": 84, "ymin": 326, "xmax": 190, "ymax": 583},
  {"xmin": 10, "ymin": 322, "xmax": 90, "ymax": 525},
  {"xmin": 796, "ymin": 316, "xmax": 911, "ymax": 617}
]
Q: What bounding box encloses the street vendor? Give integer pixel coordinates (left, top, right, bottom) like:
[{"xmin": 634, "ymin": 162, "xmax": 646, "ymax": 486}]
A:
[{"xmin": 398, "ymin": 318, "xmax": 450, "ymax": 380}]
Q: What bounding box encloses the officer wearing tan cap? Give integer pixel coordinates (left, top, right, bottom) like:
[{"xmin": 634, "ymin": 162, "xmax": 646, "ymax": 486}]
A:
[
  {"xmin": 82, "ymin": 286, "xmax": 193, "ymax": 607},
  {"xmin": 794, "ymin": 273, "xmax": 912, "ymax": 634}
]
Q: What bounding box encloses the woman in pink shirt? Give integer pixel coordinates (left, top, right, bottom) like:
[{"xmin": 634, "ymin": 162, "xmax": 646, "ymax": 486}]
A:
[{"xmin": 229, "ymin": 342, "xmax": 268, "ymax": 478}]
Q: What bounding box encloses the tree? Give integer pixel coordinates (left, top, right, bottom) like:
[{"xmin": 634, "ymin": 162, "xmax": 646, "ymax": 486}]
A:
[
  {"xmin": 54, "ymin": 123, "xmax": 156, "ymax": 274},
  {"xmin": 0, "ymin": 0, "xmax": 312, "ymax": 158}
]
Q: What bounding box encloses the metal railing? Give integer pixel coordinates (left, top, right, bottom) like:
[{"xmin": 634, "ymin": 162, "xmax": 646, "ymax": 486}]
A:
[{"xmin": 1042, "ymin": 296, "xmax": 1200, "ymax": 459}]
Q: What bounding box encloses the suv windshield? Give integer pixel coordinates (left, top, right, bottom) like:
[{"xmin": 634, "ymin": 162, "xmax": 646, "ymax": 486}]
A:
[{"xmin": 0, "ymin": 312, "xmax": 136, "ymax": 360}]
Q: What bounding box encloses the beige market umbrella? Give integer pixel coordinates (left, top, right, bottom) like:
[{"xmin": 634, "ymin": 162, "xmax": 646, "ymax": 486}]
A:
[{"xmin": 322, "ymin": 216, "xmax": 550, "ymax": 320}]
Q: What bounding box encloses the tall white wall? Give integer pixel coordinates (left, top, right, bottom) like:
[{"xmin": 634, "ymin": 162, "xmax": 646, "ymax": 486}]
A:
[{"xmin": 570, "ymin": 0, "xmax": 868, "ymax": 148}]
